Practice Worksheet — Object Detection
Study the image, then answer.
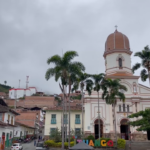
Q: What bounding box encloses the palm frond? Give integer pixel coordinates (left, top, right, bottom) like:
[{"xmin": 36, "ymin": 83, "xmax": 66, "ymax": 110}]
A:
[
  {"xmin": 63, "ymin": 51, "xmax": 78, "ymax": 63},
  {"xmin": 140, "ymin": 69, "xmax": 148, "ymax": 81},
  {"xmin": 132, "ymin": 63, "xmax": 141, "ymax": 73},
  {"xmin": 47, "ymin": 55, "xmax": 61, "ymax": 65},
  {"xmin": 134, "ymin": 52, "xmax": 144, "ymax": 59},
  {"xmin": 45, "ymin": 68, "xmax": 56, "ymax": 80}
]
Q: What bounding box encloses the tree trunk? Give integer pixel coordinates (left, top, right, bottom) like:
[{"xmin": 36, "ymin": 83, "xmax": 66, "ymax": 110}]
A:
[
  {"xmin": 65, "ymin": 86, "xmax": 67, "ymax": 142},
  {"xmin": 113, "ymin": 103, "xmax": 117, "ymax": 147},
  {"xmin": 68, "ymin": 98, "xmax": 70, "ymax": 147},
  {"xmin": 98, "ymin": 91, "xmax": 100, "ymax": 139},
  {"xmin": 62, "ymin": 90, "xmax": 65, "ymax": 150}
]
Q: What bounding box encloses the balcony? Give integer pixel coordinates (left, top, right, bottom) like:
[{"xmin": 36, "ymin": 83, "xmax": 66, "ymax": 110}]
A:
[
  {"xmin": 75, "ymin": 119, "xmax": 80, "ymax": 124},
  {"xmin": 51, "ymin": 119, "xmax": 56, "ymax": 124},
  {"xmin": 63, "ymin": 119, "xmax": 68, "ymax": 124}
]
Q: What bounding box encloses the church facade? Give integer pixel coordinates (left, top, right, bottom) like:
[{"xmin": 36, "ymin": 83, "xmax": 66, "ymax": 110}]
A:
[{"xmin": 84, "ymin": 29, "xmax": 150, "ymax": 140}]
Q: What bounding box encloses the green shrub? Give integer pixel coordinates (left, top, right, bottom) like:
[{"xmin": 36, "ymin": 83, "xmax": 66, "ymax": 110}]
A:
[
  {"xmin": 44, "ymin": 140, "xmax": 55, "ymax": 147},
  {"xmin": 70, "ymin": 141, "xmax": 74, "ymax": 147},
  {"xmin": 85, "ymin": 135, "xmax": 95, "ymax": 142},
  {"xmin": 117, "ymin": 138, "xmax": 126, "ymax": 149}
]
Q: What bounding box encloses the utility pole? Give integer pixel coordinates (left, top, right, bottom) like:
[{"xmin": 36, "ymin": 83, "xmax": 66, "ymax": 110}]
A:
[{"xmin": 81, "ymin": 88, "xmax": 84, "ymax": 139}]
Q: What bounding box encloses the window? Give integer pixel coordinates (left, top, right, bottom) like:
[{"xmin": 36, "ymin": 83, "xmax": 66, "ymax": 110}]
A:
[
  {"xmin": 118, "ymin": 58, "xmax": 123, "ymax": 68},
  {"xmin": 64, "ymin": 114, "xmax": 68, "ymax": 124},
  {"xmin": 11, "ymin": 116, "xmax": 13, "ymax": 125},
  {"xmin": 127, "ymin": 105, "xmax": 129, "ymax": 112},
  {"xmin": 123, "ymin": 104, "xmax": 125, "ymax": 112},
  {"xmin": 50, "ymin": 128, "xmax": 56, "ymax": 135},
  {"xmin": 119, "ymin": 105, "xmax": 121, "ymax": 112},
  {"xmin": 75, "ymin": 114, "xmax": 80, "ymax": 124},
  {"xmin": 76, "ymin": 114, "xmax": 80, "ymax": 119},
  {"xmin": 51, "ymin": 114, "xmax": 56, "ymax": 119},
  {"xmin": 8, "ymin": 114, "xmax": 10, "ymax": 123},
  {"xmin": 75, "ymin": 128, "xmax": 81, "ymax": 137},
  {"xmin": 51, "ymin": 114, "xmax": 56, "ymax": 124},
  {"xmin": 0, "ymin": 113, "xmax": 2, "ymax": 121}
]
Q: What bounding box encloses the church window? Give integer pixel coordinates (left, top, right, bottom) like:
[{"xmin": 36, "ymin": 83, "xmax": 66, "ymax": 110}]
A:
[
  {"xmin": 119, "ymin": 105, "xmax": 121, "ymax": 112},
  {"xmin": 123, "ymin": 104, "xmax": 125, "ymax": 112},
  {"xmin": 127, "ymin": 105, "xmax": 129, "ymax": 112},
  {"xmin": 118, "ymin": 58, "xmax": 123, "ymax": 68}
]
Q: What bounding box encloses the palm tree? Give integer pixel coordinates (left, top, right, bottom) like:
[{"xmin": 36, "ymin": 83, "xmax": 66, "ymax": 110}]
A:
[
  {"xmin": 91, "ymin": 73, "xmax": 105, "ymax": 139},
  {"xmin": 132, "ymin": 46, "xmax": 150, "ymax": 84},
  {"xmin": 45, "ymin": 51, "xmax": 85, "ymax": 149},
  {"xmin": 72, "ymin": 73, "xmax": 93, "ymax": 139},
  {"xmin": 102, "ymin": 79, "xmax": 127, "ymax": 147}
]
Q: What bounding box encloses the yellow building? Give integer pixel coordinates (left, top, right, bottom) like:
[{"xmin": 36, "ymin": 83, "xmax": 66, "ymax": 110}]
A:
[{"xmin": 44, "ymin": 106, "xmax": 84, "ymax": 140}]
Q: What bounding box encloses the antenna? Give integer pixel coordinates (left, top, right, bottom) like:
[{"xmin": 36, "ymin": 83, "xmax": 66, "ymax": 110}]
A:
[
  {"xmin": 26, "ymin": 76, "xmax": 29, "ymax": 89},
  {"xmin": 19, "ymin": 79, "xmax": 20, "ymax": 88}
]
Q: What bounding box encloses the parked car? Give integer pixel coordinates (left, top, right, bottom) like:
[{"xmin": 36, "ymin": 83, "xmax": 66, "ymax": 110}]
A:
[
  {"xmin": 11, "ymin": 143, "xmax": 23, "ymax": 150},
  {"xmin": 36, "ymin": 142, "xmax": 48, "ymax": 150}
]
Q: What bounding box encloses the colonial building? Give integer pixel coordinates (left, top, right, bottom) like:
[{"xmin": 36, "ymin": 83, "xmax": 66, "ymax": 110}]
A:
[
  {"xmin": 84, "ymin": 29, "xmax": 150, "ymax": 141},
  {"xmin": 44, "ymin": 106, "xmax": 83, "ymax": 140},
  {"xmin": 0, "ymin": 98, "xmax": 19, "ymax": 150}
]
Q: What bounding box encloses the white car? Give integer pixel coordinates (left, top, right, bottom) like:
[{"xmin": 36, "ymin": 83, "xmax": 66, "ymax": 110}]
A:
[{"xmin": 11, "ymin": 143, "xmax": 23, "ymax": 150}]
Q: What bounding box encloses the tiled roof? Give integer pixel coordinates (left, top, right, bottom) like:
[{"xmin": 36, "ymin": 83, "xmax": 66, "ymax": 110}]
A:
[
  {"xmin": 15, "ymin": 111, "xmax": 38, "ymax": 128},
  {"xmin": 46, "ymin": 106, "xmax": 82, "ymax": 111},
  {"xmin": 0, "ymin": 105, "xmax": 9, "ymax": 113},
  {"xmin": 5, "ymin": 96, "xmax": 55, "ymax": 108},
  {"xmin": 16, "ymin": 121, "xmax": 35, "ymax": 128}
]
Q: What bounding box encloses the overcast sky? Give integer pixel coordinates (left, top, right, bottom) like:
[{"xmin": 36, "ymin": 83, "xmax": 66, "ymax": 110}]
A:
[{"xmin": 0, "ymin": 0, "xmax": 150, "ymax": 94}]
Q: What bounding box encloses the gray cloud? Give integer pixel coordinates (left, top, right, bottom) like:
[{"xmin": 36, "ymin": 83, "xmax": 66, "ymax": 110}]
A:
[{"xmin": 0, "ymin": 0, "xmax": 150, "ymax": 94}]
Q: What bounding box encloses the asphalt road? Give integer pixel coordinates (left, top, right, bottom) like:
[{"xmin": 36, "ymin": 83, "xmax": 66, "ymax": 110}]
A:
[{"xmin": 22, "ymin": 141, "xmax": 35, "ymax": 150}]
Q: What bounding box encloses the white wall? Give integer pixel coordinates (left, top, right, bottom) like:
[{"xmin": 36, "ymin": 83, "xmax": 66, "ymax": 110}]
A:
[
  {"xmin": 44, "ymin": 111, "xmax": 83, "ymax": 136},
  {"xmin": 105, "ymin": 53, "xmax": 132, "ymax": 75}
]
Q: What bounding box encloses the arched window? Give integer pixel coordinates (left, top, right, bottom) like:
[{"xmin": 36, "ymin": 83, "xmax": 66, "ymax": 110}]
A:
[{"xmin": 118, "ymin": 58, "xmax": 122, "ymax": 68}]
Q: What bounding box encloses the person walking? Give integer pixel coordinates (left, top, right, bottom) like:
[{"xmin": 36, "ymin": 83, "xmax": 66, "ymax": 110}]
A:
[{"xmin": 34, "ymin": 139, "xmax": 36, "ymax": 146}]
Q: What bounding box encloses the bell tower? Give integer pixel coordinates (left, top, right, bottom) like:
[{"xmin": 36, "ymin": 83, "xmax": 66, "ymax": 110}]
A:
[{"xmin": 104, "ymin": 29, "xmax": 133, "ymax": 77}]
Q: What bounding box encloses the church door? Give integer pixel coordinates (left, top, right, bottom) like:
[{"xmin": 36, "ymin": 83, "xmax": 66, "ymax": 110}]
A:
[
  {"xmin": 120, "ymin": 119, "xmax": 130, "ymax": 140},
  {"xmin": 94, "ymin": 119, "xmax": 103, "ymax": 139}
]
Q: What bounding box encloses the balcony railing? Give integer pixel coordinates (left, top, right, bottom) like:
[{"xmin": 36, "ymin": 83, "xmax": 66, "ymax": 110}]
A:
[
  {"xmin": 51, "ymin": 119, "xmax": 56, "ymax": 124},
  {"xmin": 63, "ymin": 119, "xmax": 68, "ymax": 124},
  {"xmin": 75, "ymin": 119, "xmax": 80, "ymax": 124}
]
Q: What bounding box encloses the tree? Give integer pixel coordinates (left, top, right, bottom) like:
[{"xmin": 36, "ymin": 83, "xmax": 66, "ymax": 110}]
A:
[
  {"xmin": 132, "ymin": 46, "xmax": 150, "ymax": 84},
  {"xmin": 4, "ymin": 81, "xmax": 7, "ymax": 85},
  {"xmin": 50, "ymin": 128, "xmax": 61, "ymax": 142},
  {"xmin": 72, "ymin": 72, "xmax": 93, "ymax": 139},
  {"xmin": 45, "ymin": 51, "xmax": 85, "ymax": 149},
  {"xmin": 102, "ymin": 79, "xmax": 127, "ymax": 146},
  {"xmin": 91, "ymin": 73, "xmax": 105, "ymax": 139},
  {"xmin": 128, "ymin": 109, "xmax": 150, "ymax": 131}
]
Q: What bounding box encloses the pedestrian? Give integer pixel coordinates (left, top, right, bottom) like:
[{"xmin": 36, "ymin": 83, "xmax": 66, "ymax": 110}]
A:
[{"xmin": 34, "ymin": 139, "xmax": 36, "ymax": 146}]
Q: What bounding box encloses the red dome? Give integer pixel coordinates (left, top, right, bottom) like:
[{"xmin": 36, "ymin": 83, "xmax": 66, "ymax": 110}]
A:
[{"xmin": 105, "ymin": 30, "xmax": 130, "ymax": 51}]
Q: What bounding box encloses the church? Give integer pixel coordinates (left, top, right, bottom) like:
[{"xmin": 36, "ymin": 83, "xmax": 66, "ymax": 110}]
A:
[{"xmin": 84, "ymin": 29, "xmax": 150, "ymax": 140}]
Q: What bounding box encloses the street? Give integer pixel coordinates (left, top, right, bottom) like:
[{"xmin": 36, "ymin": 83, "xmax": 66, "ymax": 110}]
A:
[
  {"xmin": 22, "ymin": 141, "xmax": 35, "ymax": 150},
  {"xmin": 5, "ymin": 141, "xmax": 36, "ymax": 150}
]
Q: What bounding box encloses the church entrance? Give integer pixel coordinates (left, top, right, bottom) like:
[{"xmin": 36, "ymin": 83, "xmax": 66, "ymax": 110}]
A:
[
  {"xmin": 94, "ymin": 119, "xmax": 103, "ymax": 139},
  {"xmin": 120, "ymin": 119, "xmax": 130, "ymax": 140}
]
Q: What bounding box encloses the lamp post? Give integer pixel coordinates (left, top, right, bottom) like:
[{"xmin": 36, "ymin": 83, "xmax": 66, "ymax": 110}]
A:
[
  {"xmin": 54, "ymin": 94, "xmax": 64, "ymax": 149},
  {"xmin": 68, "ymin": 100, "xmax": 73, "ymax": 148}
]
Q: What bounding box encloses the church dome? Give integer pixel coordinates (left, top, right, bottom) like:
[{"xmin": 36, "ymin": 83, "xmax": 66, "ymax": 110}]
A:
[{"xmin": 105, "ymin": 30, "xmax": 130, "ymax": 51}]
